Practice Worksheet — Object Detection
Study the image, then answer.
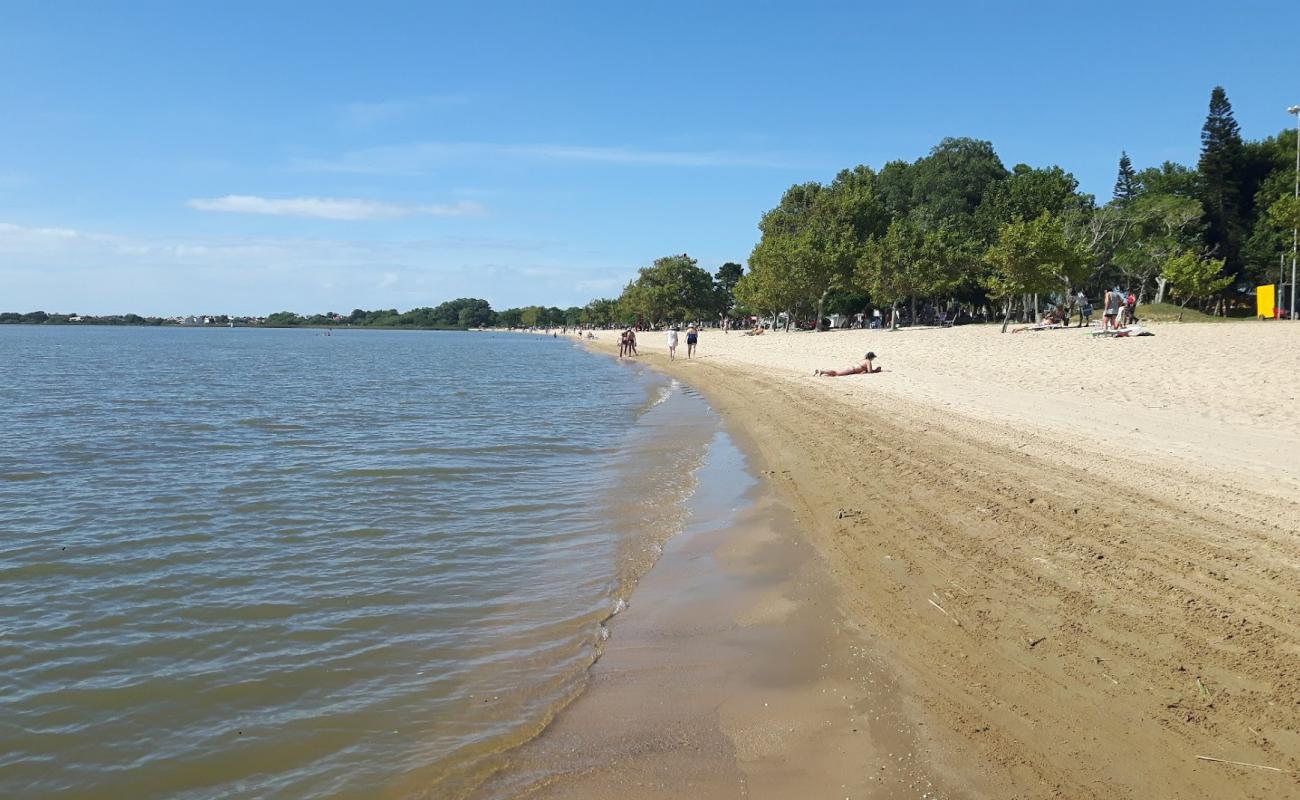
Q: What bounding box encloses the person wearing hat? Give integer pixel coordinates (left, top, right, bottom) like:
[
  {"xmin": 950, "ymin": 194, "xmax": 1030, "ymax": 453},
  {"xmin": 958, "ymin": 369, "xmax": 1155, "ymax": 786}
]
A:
[
  {"xmin": 814, "ymin": 352, "xmax": 881, "ymax": 377},
  {"xmin": 666, "ymin": 326, "xmax": 679, "ymax": 360}
]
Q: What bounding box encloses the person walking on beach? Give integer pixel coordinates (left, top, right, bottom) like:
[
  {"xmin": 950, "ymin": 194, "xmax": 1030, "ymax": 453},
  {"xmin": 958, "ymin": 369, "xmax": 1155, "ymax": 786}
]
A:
[
  {"xmin": 1103, "ymin": 287, "xmax": 1121, "ymax": 331},
  {"xmin": 627, "ymin": 328, "xmax": 638, "ymax": 356},
  {"xmin": 686, "ymin": 325, "xmax": 698, "ymax": 358},
  {"xmin": 618, "ymin": 328, "xmax": 629, "ymax": 358},
  {"xmin": 1076, "ymin": 290, "xmax": 1093, "ymax": 328},
  {"xmin": 1125, "ymin": 290, "xmax": 1138, "ymax": 326},
  {"xmin": 666, "ymin": 326, "xmax": 679, "ymax": 360},
  {"xmin": 814, "ymin": 352, "xmax": 880, "ymax": 377}
]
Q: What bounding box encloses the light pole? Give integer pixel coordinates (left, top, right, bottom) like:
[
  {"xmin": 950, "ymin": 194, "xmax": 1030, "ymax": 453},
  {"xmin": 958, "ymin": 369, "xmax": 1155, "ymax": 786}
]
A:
[{"xmin": 1289, "ymin": 105, "xmax": 1299, "ymax": 320}]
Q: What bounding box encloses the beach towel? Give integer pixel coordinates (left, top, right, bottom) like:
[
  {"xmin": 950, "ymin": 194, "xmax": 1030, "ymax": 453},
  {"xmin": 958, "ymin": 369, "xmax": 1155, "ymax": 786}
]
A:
[{"xmin": 1090, "ymin": 325, "xmax": 1153, "ymax": 338}]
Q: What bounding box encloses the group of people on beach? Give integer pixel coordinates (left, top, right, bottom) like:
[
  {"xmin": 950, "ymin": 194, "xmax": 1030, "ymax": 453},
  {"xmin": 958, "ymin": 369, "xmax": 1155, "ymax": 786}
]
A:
[
  {"xmin": 617, "ymin": 328, "xmax": 638, "ymax": 358},
  {"xmin": 614, "ymin": 324, "xmax": 702, "ymax": 360},
  {"xmin": 665, "ymin": 325, "xmax": 698, "ymax": 360},
  {"xmin": 1072, "ymin": 287, "xmax": 1137, "ymax": 330}
]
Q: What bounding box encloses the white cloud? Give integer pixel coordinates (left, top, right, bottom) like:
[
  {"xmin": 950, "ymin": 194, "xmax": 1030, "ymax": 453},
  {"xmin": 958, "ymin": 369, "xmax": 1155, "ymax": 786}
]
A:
[
  {"xmin": 185, "ymin": 195, "xmax": 485, "ymax": 220},
  {"xmin": 290, "ymin": 141, "xmax": 800, "ymax": 175}
]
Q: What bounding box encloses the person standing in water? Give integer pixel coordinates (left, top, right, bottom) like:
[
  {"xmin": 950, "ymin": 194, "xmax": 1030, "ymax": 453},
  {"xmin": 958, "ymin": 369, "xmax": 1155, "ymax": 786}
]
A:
[
  {"xmin": 666, "ymin": 326, "xmax": 679, "ymax": 360},
  {"xmin": 685, "ymin": 325, "xmax": 698, "ymax": 358}
]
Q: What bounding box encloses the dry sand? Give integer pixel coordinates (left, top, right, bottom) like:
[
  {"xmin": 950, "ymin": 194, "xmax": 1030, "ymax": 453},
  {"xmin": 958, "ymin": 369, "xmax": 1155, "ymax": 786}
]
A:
[{"xmin": 573, "ymin": 321, "xmax": 1300, "ymax": 798}]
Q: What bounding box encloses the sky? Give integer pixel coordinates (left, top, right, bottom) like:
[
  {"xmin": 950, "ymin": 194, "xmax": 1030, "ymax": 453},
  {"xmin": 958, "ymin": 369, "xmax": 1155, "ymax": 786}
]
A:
[{"xmin": 2, "ymin": 0, "xmax": 1298, "ymax": 315}]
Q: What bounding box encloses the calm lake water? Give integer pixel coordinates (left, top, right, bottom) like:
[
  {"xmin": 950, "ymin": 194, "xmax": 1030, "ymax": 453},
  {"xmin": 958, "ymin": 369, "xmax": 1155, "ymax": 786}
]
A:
[{"xmin": 0, "ymin": 326, "xmax": 719, "ymax": 799}]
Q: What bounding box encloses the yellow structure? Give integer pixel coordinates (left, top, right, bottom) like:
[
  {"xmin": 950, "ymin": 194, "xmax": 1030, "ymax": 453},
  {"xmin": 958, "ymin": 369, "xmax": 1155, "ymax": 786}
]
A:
[{"xmin": 1257, "ymin": 284, "xmax": 1276, "ymax": 318}]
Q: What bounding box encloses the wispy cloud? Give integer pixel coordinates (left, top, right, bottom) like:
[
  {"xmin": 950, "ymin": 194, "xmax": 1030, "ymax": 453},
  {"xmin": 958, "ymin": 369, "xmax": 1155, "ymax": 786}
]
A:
[
  {"xmin": 339, "ymin": 94, "xmax": 471, "ymax": 127},
  {"xmin": 290, "ymin": 141, "xmax": 800, "ymax": 175},
  {"xmin": 186, "ymin": 195, "xmax": 485, "ymax": 220}
]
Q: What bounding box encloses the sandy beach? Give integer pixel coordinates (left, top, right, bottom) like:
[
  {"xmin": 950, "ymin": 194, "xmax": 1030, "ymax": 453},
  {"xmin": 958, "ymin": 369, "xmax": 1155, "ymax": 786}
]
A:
[{"xmin": 568, "ymin": 321, "xmax": 1300, "ymax": 798}]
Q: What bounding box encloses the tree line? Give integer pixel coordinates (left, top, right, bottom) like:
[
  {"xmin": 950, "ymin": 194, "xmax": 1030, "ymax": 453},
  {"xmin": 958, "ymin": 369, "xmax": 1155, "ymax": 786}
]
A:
[{"xmin": 579, "ymin": 85, "xmax": 1298, "ymax": 332}]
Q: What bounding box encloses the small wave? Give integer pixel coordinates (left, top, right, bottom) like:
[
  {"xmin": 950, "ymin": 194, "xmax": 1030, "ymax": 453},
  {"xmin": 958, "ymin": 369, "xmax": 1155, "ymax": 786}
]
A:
[
  {"xmin": 1, "ymin": 472, "xmax": 51, "ymax": 482},
  {"xmin": 234, "ymin": 418, "xmax": 308, "ymax": 432}
]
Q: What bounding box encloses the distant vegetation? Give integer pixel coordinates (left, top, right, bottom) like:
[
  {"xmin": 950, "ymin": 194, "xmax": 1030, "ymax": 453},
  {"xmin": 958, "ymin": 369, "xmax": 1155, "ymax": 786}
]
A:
[{"xmin": 591, "ymin": 85, "xmax": 1297, "ymax": 330}]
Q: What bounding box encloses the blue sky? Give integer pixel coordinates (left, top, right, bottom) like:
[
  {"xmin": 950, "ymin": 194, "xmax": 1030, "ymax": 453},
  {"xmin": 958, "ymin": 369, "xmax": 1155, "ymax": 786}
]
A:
[{"xmin": 2, "ymin": 0, "xmax": 1297, "ymax": 315}]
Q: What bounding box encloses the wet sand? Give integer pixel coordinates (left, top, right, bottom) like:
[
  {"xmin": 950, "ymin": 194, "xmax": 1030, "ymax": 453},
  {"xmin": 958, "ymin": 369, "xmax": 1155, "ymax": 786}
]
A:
[
  {"xmin": 475, "ymin": 425, "xmax": 979, "ymax": 799},
  {"xmin": 563, "ymin": 323, "xmax": 1300, "ymax": 798}
]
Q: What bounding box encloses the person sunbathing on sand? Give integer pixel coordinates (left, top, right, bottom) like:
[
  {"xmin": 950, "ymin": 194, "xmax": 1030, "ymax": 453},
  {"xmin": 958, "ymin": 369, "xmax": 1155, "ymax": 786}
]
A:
[{"xmin": 814, "ymin": 352, "xmax": 880, "ymax": 377}]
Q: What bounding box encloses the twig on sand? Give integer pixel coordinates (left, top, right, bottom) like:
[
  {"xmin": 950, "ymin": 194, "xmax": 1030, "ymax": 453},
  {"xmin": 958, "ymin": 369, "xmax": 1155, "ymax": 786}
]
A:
[
  {"xmin": 1197, "ymin": 677, "xmax": 1213, "ymax": 699},
  {"xmin": 1195, "ymin": 755, "xmax": 1289, "ymax": 773},
  {"xmin": 927, "ymin": 598, "xmax": 950, "ymax": 618}
]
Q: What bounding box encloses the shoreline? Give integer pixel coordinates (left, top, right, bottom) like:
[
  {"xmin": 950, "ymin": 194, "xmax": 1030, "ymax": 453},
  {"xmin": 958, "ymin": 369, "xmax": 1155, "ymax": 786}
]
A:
[
  {"xmin": 559, "ymin": 325, "xmax": 1300, "ymax": 797},
  {"xmin": 474, "ymin": 375, "xmax": 975, "ymax": 799}
]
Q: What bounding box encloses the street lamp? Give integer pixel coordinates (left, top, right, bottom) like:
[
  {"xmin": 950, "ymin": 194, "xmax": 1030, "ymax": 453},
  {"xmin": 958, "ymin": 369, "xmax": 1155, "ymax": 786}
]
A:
[{"xmin": 1288, "ymin": 105, "xmax": 1299, "ymax": 321}]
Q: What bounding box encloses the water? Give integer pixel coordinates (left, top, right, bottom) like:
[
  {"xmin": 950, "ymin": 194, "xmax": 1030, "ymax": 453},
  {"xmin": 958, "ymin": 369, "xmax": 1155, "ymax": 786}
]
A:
[{"xmin": 0, "ymin": 326, "xmax": 720, "ymax": 799}]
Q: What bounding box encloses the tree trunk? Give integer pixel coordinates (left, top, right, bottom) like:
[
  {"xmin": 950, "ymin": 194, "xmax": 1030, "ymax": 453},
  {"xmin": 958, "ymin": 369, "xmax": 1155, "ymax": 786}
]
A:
[
  {"xmin": 1154, "ymin": 277, "xmax": 1168, "ymax": 304},
  {"xmin": 909, "ymin": 296, "xmax": 917, "ymax": 327},
  {"xmin": 816, "ymin": 289, "xmax": 829, "ymax": 332},
  {"xmin": 1000, "ymin": 298, "xmax": 1013, "ymax": 333},
  {"xmin": 1033, "ymin": 293, "xmax": 1040, "ymax": 323}
]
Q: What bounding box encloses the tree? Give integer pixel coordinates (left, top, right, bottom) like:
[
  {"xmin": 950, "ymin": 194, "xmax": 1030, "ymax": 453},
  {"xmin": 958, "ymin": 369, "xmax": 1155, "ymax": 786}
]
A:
[
  {"xmin": 856, "ymin": 218, "xmax": 959, "ymax": 324},
  {"xmin": 1198, "ymin": 86, "xmax": 1246, "ymax": 278},
  {"xmin": 748, "ymin": 167, "xmax": 889, "ymax": 330},
  {"xmin": 617, "ymin": 254, "xmax": 715, "ymax": 326},
  {"xmin": 713, "ymin": 262, "xmax": 744, "ymax": 318},
  {"xmin": 497, "ymin": 308, "xmax": 523, "ymax": 328},
  {"xmin": 1137, "ymin": 162, "xmax": 1200, "ymax": 198},
  {"xmin": 519, "ymin": 306, "xmax": 543, "ymax": 327},
  {"xmin": 1113, "ymin": 151, "xmax": 1139, "ymax": 206},
  {"xmin": 1114, "ymin": 193, "xmax": 1204, "ymax": 302},
  {"xmin": 1264, "ymin": 193, "xmax": 1300, "ymax": 237},
  {"xmin": 1162, "ymin": 251, "xmax": 1232, "ymax": 307},
  {"xmin": 984, "ymin": 213, "xmax": 1091, "ymax": 331},
  {"xmin": 580, "ymin": 298, "xmax": 618, "ymax": 327},
  {"xmin": 265, "ymin": 311, "xmax": 301, "ymax": 326},
  {"xmin": 977, "ymin": 164, "xmax": 1091, "ymax": 236},
  {"xmin": 734, "ymin": 247, "xmax": 802, "ymax": 329},
  {"xmin": 907, "ymin": 137, "xmax": 1009, "ymax": 223}
]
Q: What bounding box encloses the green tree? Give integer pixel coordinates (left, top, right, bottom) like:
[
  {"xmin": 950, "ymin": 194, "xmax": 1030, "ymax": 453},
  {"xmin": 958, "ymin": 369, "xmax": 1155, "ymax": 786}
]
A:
[
  {"xmin": 713, "ymin": 261, "xmax": 744, "ymax": 318},
  {"xmin": 1137, "ymin": 162, "xmax": 1200, "ymax": 198},
  {"xmin": 1198, "ymin": 86, "xmax": 1246, "ymax": 278},
  {"xmin": 618, "ymin": 254, "xmax": 715, "ymax": 326},
  {"xmin": 1114, "ymin": 193, "xmax": 1204, "ymax": 302},
  {"xmin": 1113, "ymin": 151, "xmax": 1139, "ymax": 206},
  {"xmin": 519, "ymin": 306, "xmax": 543, "ymax": 327},
  {"xmin": 906, "ymin": 137, "xmax": 1009, "ymax": 224},
  {"xmin": 977, "ymin": 164, "xmax": 1091, "ymax": 237},
  {"xmin": 984, "ymin": 213, "xmax": 1091, "ymax": 331},
  {"xmin": 1162, "ymin": 251, "xmax": 1232, "ymax": 307},
  {"xmin": 856, "ymin": 218, "xmax": 954, "ymax": 324},
  {"xmin": 580, "ymin": 298, "xmax": 618, "ymax": 327},
  {"xmin": 265, "ymin": 311, "xmax": 301, "ymax": 326},
  {"xmin": 497, "ymin": 308, "xmax": 523, "ymax": 328}
]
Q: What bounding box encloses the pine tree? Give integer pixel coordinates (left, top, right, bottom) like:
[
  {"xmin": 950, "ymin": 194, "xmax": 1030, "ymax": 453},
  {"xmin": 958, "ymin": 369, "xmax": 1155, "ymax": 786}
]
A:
[
  {"xmin": 1113, "ymin": 151, "xmax": 1139, "ymax": 206},
  {"xmin": 1197, "ymin": 86, "xmax": 1245, "ymax": 278}
]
